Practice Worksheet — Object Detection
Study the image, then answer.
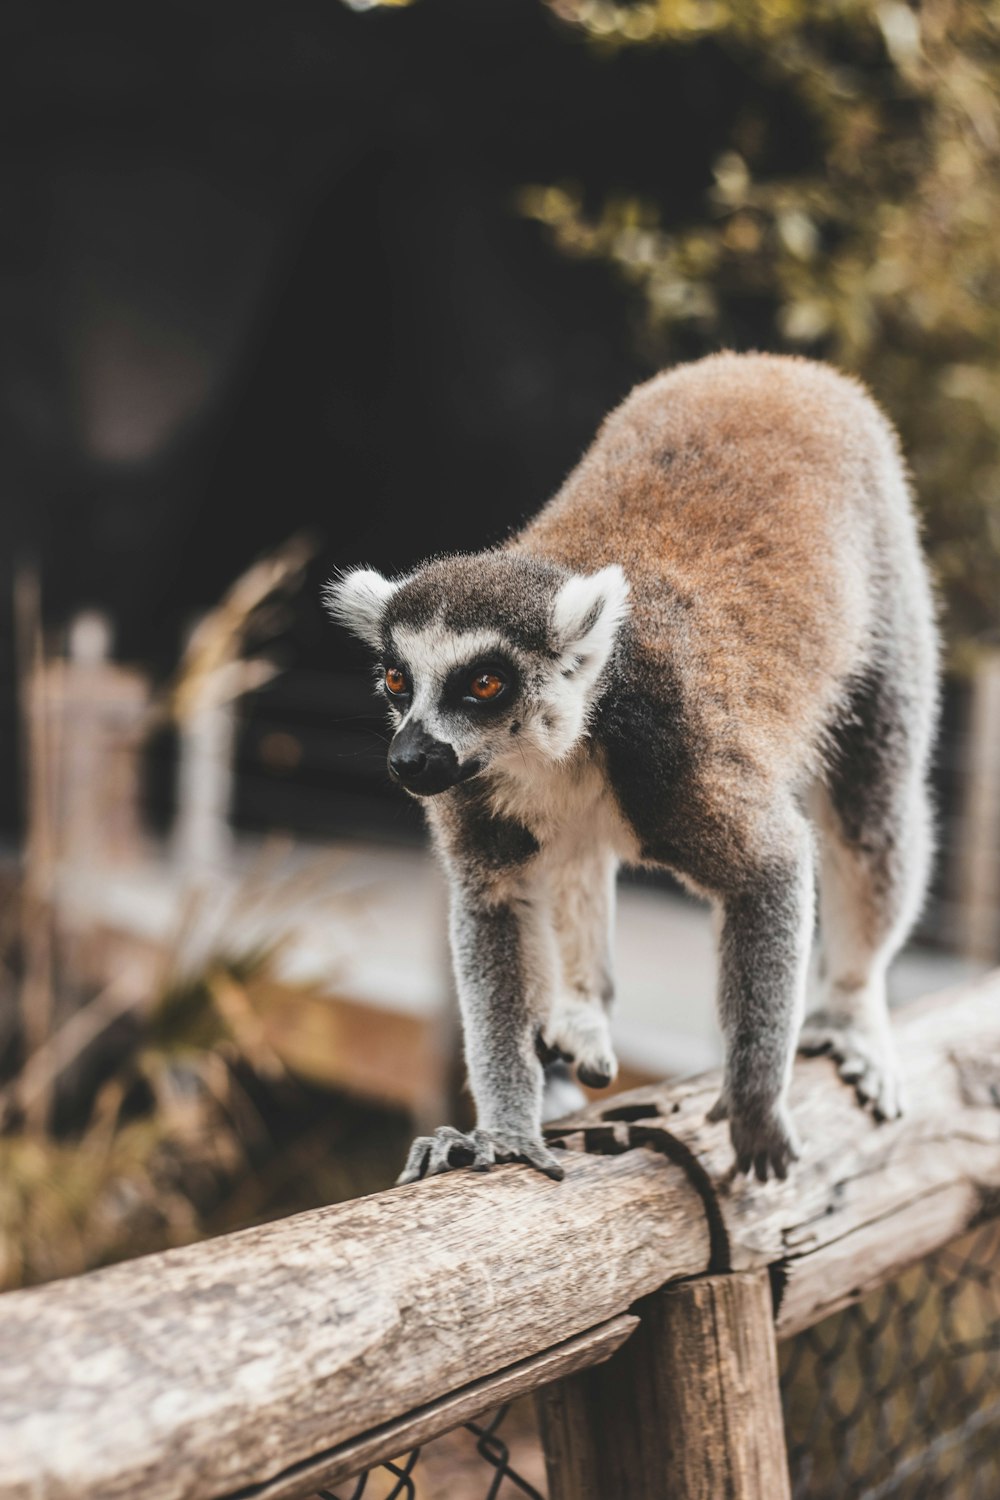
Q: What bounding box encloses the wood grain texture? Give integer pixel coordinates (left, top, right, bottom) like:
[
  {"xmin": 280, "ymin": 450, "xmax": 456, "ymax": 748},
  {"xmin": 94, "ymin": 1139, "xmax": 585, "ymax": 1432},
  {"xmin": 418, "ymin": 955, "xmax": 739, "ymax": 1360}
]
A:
[
  {"xmin": 0, "ymin": 1148, "xmax": 707, "ymax": 1500},
  {"xmin": 536, "ymin": 1271, "xmax": 790, "ymax": 1500},
  {"xmin": 265, "ymin": 1314, "xmax": 637, "ymax": 1500}
]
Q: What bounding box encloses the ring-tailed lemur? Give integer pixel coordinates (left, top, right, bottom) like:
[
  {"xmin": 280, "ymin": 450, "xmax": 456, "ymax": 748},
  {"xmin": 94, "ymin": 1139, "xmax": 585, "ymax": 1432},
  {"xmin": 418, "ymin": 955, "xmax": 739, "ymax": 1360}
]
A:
[{"xmin": 327, "ymin": 353, "xmax": 938, "ymax": 1184}]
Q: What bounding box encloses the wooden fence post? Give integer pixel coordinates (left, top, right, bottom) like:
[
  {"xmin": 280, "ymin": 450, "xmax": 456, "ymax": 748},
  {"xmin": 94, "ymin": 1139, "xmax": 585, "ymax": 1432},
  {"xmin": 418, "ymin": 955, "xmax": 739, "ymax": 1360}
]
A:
[
  {"xmin": 535, "ymin": 1269, "xmax": 791, "ymax": 1500},
  {"xmin": 957, "ymin": 650, "xmax": 1000, "ymax": 961}
]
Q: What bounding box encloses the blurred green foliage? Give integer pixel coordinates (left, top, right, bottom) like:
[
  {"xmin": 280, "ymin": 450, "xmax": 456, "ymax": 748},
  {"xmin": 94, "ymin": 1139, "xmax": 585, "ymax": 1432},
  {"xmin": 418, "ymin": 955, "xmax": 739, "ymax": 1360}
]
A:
[{"xmin": 530, "ymin": 0, "xmax": 1000, "ymax": 663}]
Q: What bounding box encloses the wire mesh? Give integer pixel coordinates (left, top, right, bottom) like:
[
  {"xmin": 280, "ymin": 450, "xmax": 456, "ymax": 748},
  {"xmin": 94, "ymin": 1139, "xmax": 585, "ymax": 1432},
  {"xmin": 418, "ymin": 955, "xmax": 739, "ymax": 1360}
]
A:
[
  {"xmin": 780, "ymin": 1218, "xmax": 1000, "ymax": 1500},
  {"xmin": 316, "ymin": 1403, "xmax": 547, "ymax": 1500}
]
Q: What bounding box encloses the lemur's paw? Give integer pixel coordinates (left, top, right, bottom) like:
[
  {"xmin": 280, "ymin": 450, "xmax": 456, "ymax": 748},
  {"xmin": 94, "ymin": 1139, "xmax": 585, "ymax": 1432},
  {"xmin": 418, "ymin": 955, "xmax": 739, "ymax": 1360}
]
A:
[
  {"xmin": 727, "ymin": 1105, "xmax": 801, "ymax": 1183},
  {"xmin": 798, "ymin": 1011, "xmax": 904, "ymax": 1122},
  {"xmin": 396, "ymin": 1126, "xmax": 479, "ymax": 1183},
  {"xmin": 396, "ymin": 1125, "xmax": 565, "ymax": 1185},
  {"xmin": 539, "ymin": 998, "xmax": 618, "ymax": 1091}
]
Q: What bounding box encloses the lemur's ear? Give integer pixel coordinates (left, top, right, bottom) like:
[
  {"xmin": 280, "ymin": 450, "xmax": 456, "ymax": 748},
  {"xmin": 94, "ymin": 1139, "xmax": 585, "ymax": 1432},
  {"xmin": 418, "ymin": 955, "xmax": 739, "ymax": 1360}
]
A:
[
  {"xmin": 323, "ymin": 568, "xmax": 399, "ymax": 649},
  {"xmin": 551, "ymin": 564, "xmax": 630, "ymax": 675}
]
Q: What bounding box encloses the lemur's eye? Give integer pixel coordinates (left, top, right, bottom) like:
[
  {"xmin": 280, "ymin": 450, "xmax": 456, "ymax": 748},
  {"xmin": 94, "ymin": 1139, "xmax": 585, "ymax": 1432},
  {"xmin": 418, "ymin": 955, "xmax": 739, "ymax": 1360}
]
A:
[
  {"xmin": 385, "ymin": 667, "xmax": 409, "ymax": 696},
  {"xmin": 469, "ymin": 670, "xmax": 505, "ymax": 702}
]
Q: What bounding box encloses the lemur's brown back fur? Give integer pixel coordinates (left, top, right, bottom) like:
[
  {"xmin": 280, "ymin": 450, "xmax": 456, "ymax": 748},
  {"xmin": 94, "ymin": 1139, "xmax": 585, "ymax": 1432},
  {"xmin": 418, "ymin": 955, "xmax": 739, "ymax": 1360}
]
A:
[{"xmin": 517, "ymin": 352, "xmax": 921, "ymax": 796}]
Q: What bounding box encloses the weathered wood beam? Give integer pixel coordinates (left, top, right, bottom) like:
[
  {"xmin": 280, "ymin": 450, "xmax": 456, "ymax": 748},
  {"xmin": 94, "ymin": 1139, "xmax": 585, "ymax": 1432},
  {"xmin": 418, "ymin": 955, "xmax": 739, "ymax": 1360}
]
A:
[
  {"xmin": 0, "ymin": 973, "xmax": 998, "ymax": 1500},
  {"xmin": 0, "ymin": 1143, "xmax": 708, "ymax": 1500},
  {"xmin": 549, "ymin": 969, "xmax": 1000, "ymax": 1337}
]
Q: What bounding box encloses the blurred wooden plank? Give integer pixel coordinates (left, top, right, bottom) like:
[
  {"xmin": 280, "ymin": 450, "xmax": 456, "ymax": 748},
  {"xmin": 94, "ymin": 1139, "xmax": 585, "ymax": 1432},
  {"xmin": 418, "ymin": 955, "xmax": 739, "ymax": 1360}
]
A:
[
  {"xmin": 957, "ymin": 651, "xmax": 1000, "ymax": 961},
  {"xmin": 253, "ymin": 978, "xmax": 441, "ymax": 1113}
]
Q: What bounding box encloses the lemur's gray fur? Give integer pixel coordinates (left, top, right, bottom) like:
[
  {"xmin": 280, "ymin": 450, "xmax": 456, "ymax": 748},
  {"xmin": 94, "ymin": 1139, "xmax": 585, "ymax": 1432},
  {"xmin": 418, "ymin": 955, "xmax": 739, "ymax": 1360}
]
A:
[{"xmin": 326, "ymin": 353, "xmax": 939, "ymax": 1184}]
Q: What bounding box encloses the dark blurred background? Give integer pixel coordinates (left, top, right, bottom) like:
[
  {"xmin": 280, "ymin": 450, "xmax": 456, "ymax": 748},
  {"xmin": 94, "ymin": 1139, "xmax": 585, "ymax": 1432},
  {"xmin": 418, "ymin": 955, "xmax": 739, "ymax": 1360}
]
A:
[
  {"xmin": 1, "ymin": 0, "xmax": 998, "ymax": 1296},
  {"xmin": 10, "ymin": 0, "xmax": 991, "ymax": 843},
  {"xmin": 2, "ymin": 0, "xmax": 659, "ymax": 838}
]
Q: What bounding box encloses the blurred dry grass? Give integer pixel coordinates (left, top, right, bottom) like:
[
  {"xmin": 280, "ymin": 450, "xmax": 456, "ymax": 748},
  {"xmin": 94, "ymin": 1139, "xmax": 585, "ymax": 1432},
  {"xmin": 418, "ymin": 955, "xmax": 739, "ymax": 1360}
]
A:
[
  {"xmin": 169, "ymin": 532, "xmax": 315, "ymax": 726},
  {"xmin": 0, "ymin": 540, "xmax": 408, "ymax": 1293},
  {"xmin": 0, "ymin": 870, "xmax": 410, "ymax": 1292}
]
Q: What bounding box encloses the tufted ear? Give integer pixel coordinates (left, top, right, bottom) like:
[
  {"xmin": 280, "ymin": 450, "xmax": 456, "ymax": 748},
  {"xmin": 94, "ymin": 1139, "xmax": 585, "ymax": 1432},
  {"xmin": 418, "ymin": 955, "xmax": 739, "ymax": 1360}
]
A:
[
  {"xmin": 323, "ymin": 567, "xmax": 400, "ymax": 650},
  {"xmin": 551, "ymin": 564, "xmax": 630, "ymax": 677}
]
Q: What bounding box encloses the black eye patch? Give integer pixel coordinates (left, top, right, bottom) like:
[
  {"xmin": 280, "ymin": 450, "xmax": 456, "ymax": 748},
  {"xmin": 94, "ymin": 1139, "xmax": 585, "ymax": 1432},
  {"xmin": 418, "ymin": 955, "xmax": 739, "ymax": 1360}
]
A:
[{"xmin": 442, "ymin": 657, "xmax": 520, "ymax": 713}]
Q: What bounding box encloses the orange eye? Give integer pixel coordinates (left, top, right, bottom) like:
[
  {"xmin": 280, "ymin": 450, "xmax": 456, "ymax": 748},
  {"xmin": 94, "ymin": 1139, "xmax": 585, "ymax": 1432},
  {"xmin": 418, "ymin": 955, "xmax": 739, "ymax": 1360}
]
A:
[
  {"xmin": 385, "ymin": 667, "xmax": 409, "ymax": 696},
  {"xmin": 469, "ymin": 671, "xmax": 504, "ymax": 701}
]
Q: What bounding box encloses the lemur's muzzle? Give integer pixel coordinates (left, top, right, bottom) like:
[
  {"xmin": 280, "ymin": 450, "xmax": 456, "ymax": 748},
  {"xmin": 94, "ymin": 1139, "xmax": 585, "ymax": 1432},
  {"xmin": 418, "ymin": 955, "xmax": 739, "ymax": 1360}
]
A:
[{"xmin": 388, "ymin": 721, "xmax": 471, "ymax": 796}]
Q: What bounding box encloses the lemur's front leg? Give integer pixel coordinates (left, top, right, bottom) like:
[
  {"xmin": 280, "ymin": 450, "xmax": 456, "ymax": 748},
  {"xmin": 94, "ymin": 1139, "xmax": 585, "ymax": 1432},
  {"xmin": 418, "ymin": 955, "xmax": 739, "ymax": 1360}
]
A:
[
  {"xmin": 707, "ymin": 817, "xmax": 814, "ymax": 1181},
  {"xmin": 540, "ymin": 849, "xmax": 619, "ymax": 1089},
  {"xmin": 397, "ymin": 869, "xmax": 565, "ymax": 1184}
]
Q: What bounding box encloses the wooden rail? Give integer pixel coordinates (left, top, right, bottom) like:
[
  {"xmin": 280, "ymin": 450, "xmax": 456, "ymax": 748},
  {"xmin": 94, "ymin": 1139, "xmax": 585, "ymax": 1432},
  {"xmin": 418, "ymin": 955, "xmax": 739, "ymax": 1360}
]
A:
[{"xmin": 1, "ymin": 972, "xmax": 999, "ymax": 1500}]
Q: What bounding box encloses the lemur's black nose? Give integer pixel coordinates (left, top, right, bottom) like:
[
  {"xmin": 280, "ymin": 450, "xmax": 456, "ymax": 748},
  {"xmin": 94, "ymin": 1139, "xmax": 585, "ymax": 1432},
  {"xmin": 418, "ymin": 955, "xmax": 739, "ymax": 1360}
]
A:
[
  {"xmin": 388, "ymin": 721, "xmax": 462, "ymax": 796},
  {"xmin": 389, "ymin": 744, "xmax": 427, "ymax": 779}
]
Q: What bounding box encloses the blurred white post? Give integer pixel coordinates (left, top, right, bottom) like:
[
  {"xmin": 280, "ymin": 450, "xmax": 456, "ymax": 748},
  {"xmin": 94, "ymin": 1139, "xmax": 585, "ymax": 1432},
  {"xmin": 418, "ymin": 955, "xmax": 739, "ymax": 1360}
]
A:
[
  {"xmin": 26, "ymin": 607, "xmax": 150, "ymax": 879},
  {"xmin": 60, "ymin": 611, "xmax": 151, "ymax": 871},
  {"xmin": 957, "ymin": 650, "xmax": 1000, "ymax": 961},
  {"xmin": 172, "ymin": 652, "xmax": 237, "ymax": 875}
]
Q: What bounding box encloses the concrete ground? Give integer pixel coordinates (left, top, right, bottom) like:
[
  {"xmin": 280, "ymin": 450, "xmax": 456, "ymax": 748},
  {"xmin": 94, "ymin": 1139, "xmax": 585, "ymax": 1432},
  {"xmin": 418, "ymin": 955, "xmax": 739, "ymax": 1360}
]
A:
[{"xmin": 57, "ymin": 836, "xmax": 990, "ymax": 1090}]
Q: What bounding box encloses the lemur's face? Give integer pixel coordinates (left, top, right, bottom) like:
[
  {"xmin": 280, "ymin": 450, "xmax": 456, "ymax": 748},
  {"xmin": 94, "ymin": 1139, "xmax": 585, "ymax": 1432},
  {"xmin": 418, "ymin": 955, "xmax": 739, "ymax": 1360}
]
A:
[{"xmin": 325, "ymin": 551, "xmax": 629, "ymax": 797}]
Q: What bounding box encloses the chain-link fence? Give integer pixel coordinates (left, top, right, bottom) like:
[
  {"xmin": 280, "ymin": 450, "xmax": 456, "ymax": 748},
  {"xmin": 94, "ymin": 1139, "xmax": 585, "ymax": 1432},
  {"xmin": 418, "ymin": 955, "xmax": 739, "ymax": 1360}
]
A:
[
  {"xmin": 780, "ymin": 1220, "xmax": 1000, "ymax": 1500},
  {"xmin": 315, "ymin": 1403, "xmax": 546, "ymax": 1500},
  {"xmin": 317, "ymin": 1219, "xmax": 1000, "ymax": 1500}
]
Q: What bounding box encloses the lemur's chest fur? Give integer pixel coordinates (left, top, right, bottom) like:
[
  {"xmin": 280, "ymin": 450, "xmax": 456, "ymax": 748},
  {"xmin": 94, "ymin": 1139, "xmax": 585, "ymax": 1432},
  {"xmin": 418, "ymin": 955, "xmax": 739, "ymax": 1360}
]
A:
[{"xmin": 486, "ymin": 741, "xmax": 640, "ymax": 869}]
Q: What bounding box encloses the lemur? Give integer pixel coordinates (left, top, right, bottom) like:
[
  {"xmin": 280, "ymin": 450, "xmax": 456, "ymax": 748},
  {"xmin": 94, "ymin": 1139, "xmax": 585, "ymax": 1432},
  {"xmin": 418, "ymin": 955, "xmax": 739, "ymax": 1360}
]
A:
[{"xmin": 327, "ymin": 353, "xmax": 938, "ymax": 1184}]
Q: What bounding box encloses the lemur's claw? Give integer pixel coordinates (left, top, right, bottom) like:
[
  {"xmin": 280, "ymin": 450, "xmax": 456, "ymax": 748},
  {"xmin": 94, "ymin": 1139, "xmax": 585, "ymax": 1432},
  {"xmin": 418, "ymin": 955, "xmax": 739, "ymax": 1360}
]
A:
[
  {"xmin": 396, "ymin": 1125, "xmax": 565, "ymax": 1185},
  {"xmin": 727, "ymin": 1104, "xmax": 800, "ymax": 1183},
  {"xmin": 396, "ymin": 1125, "xmax": 468, "ymax": 1183},
  {"xmin": 798, "ymin": 1011, "xmax": 904, "ymax": 1122}
]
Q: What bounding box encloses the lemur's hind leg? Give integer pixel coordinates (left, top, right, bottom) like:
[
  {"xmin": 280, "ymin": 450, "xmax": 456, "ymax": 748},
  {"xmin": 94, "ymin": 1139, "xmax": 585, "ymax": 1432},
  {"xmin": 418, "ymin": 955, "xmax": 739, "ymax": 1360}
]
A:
[
  {"xmin": 801, "ymin": 669, "xmax": 935, "ymax": 1120},
  {"xmin": 540, "ymin": 848, "xmax": 619, "ymax": 1090}
]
